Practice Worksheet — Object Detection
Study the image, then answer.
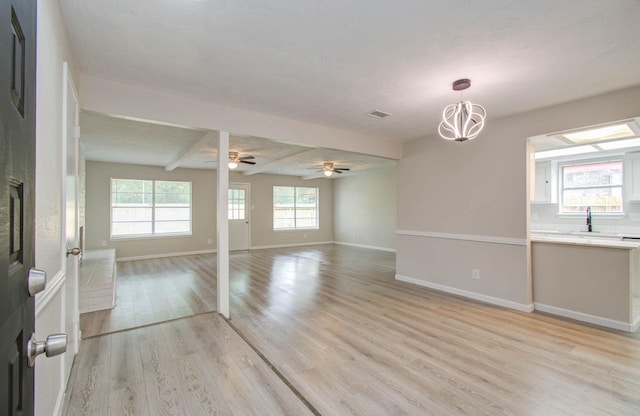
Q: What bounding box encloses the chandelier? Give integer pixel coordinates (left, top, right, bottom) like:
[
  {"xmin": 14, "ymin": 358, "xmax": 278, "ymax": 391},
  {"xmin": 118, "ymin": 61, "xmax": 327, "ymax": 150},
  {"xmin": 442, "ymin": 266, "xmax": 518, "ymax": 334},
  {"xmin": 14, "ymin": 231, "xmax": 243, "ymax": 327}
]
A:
[{"xmin": 438, "ymin": 78, "xmax": 486, "ymax": 142}]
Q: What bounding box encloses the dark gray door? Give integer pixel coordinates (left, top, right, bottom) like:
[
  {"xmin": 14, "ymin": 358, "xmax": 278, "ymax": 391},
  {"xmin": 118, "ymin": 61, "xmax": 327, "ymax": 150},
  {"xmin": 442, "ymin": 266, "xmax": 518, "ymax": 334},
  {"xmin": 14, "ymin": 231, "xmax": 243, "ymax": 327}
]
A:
[{"xmin": 0, "ymin": 0, "xmax": 37, "ymax": 415}]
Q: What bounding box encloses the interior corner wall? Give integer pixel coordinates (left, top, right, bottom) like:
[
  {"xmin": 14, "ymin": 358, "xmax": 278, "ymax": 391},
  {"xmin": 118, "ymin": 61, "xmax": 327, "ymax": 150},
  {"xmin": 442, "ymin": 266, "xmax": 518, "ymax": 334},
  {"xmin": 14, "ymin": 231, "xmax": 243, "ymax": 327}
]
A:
[
  {"xmin": 396, "ymin": 85, "xmax": 640, "ymax": 309},
  {"xmin": 333, "ymin": 166, "xmax": 397, "ymax": 251}
]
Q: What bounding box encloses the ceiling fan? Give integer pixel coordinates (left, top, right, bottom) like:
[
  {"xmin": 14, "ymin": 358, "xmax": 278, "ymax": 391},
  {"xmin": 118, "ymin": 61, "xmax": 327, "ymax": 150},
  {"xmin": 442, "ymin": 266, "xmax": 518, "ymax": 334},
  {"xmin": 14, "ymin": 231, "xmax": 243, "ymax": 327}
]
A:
[
  {"xmin": 228, "ymin": 151, "xmax": 256, "ymax": 170},
  {"xmin": 319, "ymin": 162, "xmax": 350, "ymax": 177}
]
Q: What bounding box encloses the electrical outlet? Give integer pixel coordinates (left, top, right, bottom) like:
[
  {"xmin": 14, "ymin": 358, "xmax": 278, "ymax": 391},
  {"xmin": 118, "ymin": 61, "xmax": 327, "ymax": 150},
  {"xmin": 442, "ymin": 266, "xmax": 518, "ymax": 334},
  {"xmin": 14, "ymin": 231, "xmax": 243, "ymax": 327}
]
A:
[
  {"xmin": 101, "ymin": 240, "xmax": 107, "ymax": 247},
  {"xmin": 472, "ymin": 269, "xmax": 480, "ymax": 280},
  {"xmin": 207, "ymin": 238, "xmax": 212, "ymax": 245}
]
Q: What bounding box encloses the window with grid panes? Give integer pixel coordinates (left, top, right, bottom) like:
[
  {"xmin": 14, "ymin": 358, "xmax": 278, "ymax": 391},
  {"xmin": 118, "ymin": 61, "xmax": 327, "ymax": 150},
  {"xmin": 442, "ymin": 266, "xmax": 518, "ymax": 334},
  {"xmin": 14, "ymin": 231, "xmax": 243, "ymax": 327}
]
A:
[
  {"xmin": 111, "ymin": 179, "xmax": 191, "ymax": 237},
  {"xmin": 560, "ymin": 160, "xmax": 623, "ymax": 213},
  {"xmin": 273, "ymin": 186, "xmax": 318, "ymax": 229}
]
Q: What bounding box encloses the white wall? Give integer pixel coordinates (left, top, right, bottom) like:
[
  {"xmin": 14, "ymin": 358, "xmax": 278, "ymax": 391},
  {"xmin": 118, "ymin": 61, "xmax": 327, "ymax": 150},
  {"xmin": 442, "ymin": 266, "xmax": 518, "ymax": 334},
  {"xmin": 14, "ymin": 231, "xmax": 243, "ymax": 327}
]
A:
[
  {"xmin": 34, "ymin": 0, "xmax": 80, "ymax": 414},
  {"xmin": 84, "ymin": 162, "xmax": 334, "ymax": 259},
  {"xmin": 333, "ymin": 166, "xmax": 397, "ymax": 251},
  {"xmin": 397, "ymin": 85, "xmax": 640, "ymax": 311}
]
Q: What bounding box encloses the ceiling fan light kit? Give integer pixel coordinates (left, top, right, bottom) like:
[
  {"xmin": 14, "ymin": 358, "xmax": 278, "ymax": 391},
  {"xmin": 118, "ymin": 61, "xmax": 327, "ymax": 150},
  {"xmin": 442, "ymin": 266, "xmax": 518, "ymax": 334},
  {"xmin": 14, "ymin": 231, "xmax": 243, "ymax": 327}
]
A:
[
  {"xmin": 438, "ymin": 78, "xmax": 486, "ymax": 142},
  {"xmin": 228, "ymin": 151, "xmax": 256, "ymax": 170},
  {"xmin": 319, "ymin": 162, "xmax": 350, "ymax": 178}
]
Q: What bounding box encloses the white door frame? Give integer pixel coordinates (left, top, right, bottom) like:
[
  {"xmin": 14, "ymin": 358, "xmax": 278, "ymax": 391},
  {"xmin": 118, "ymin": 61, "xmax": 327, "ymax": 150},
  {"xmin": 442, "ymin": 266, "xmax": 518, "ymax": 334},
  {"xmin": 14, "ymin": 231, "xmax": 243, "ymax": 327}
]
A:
[{"xmin": 62, "ymin": 61, "xmax": 80, "ymax": 372}]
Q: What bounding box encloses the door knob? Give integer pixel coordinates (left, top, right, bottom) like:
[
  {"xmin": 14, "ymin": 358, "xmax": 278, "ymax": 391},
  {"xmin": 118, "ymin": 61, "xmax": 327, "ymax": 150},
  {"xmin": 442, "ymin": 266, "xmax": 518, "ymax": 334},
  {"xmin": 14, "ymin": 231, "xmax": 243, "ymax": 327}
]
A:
[
  {"xmin": 27, "ymin": 268, "xmax": 46, "ymax": 296},
  {"xmin": 27, "ymin": 333, "xmax": 67, "ymax": 367},
  {"xmin": 66, "ymin": 247, "xmax": 82, "ymax": 257}
]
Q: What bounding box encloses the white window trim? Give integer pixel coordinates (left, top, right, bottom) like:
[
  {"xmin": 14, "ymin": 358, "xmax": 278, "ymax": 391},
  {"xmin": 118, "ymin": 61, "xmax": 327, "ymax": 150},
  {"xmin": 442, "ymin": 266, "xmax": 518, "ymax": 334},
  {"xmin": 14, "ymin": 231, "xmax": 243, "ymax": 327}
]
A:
[
  {"xmin": 273, "ymin": 186, "xmax": 319, "ymax": 231},
  {"xmin": 110, "ymin": 178, "xmax": 193, "ymax": 239},
  {"xmin": 557, "ymin": 157, "xmax": 624, "ymax": 215}
]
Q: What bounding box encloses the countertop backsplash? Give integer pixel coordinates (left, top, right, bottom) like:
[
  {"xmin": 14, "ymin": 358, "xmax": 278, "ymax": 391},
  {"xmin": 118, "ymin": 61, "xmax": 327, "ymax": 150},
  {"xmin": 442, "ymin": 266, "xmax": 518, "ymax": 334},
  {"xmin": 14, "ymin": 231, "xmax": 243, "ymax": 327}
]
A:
[{"xmin": 531, "ymin": 202, "xmax": 640, "ymax": 236}]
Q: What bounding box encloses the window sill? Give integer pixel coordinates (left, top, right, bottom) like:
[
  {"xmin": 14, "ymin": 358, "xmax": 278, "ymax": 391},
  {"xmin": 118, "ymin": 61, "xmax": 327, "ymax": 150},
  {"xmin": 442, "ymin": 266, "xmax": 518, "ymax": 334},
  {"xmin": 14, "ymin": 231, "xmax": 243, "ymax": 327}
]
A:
[
  {"xmin": 111, "ymin": 232, "xmax": 192, "ymax": 241},
  {"xmin": 273, "ymin": 228, "xmax": 319, "ymax": 232},
  {"xmin": 556, "ymin": 213, "xmax": 625, "ymax": 219}
]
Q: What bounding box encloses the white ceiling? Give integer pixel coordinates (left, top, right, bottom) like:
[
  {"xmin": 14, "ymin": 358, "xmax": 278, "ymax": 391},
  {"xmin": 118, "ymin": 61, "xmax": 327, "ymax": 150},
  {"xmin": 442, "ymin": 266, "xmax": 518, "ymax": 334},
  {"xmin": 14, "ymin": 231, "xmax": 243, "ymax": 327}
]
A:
[{"xmin": 61, "ymin": 0, "xmax": 640, "ymax": 175}]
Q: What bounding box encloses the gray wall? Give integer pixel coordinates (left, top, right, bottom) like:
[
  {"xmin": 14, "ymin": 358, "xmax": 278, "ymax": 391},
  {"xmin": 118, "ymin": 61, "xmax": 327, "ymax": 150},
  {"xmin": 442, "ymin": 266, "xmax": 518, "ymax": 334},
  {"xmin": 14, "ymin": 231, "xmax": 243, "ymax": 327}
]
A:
[
  {"xmin": 85, "ymin": 161, "xmax": 334, "ymax": 259},
  {"xmin": 86, "ymin": 162, "xmax": 218, "ymax": 259},
  {"xmin": 397, "ymin": 85, "xmax": 640, "ymax": 309},
  {"xmin": 333, "ymin": 166, "xmax": 396, "ymax": 251},
  {"xmin": 532, "ymin": 242, "xmax": 633, "ymax": 324}
]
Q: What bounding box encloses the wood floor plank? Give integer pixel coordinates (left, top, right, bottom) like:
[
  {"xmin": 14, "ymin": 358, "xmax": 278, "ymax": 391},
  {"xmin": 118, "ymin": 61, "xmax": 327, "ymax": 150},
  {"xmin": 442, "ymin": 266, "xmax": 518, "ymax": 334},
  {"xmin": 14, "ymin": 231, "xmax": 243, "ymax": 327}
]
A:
[
  {"xmin": 66, "ymin": 362, "xmax": 110, "ymax": 416},
  {"xmin": 137, "ymin": 324, "xmax": 192, "ymax": 416},
  {"xmin": 175, "ymin": 351, "xmax": 234, "ymax": 416},
  {"xmin": 66, "ymin": 245, "xmax": 640, "ymax": 415},
  {"xmin": 109, "ymin": 330, "xmax": 143, "ymax": 390},
  {"xmin": 108, "ymin": 384, "xmax": 150, "ymax": 416}
]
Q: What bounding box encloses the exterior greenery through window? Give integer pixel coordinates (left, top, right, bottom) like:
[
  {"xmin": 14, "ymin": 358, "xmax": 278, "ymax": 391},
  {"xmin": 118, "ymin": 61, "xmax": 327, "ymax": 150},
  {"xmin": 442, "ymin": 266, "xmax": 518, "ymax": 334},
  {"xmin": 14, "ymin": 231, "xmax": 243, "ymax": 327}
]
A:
[
  {"xmin": 560, "ymin": 160, "xmax": 623, "ymax": 213},
  {"xmin": 111, "ymin": 179, "xmax": 192, "ymax": 237},
  {"xmin": 273, "ymin": 186, "xmax": 318, "ymax": 229}
]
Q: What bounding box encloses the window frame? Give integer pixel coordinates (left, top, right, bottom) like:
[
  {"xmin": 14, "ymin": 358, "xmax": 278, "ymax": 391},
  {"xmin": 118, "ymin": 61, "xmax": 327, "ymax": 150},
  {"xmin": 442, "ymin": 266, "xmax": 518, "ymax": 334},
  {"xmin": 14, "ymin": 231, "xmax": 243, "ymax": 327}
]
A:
[
  {"xmin": 110, "ymin": 178, "xmax": 193, "ymax": 239},
  {"xmin": 273, "ymin": 186, "xmax": 319, "ymax": 230},
  {"xmin": 558, "ymin": 158, "xmax": 624, "ymax": 215}
]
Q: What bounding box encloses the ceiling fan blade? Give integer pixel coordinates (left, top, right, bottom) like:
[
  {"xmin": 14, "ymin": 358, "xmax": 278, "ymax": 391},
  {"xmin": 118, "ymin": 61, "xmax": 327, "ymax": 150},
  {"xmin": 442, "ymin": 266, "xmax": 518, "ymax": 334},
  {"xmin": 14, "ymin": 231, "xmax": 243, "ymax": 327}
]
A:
[
  {"xmin": 240, "ymin": 160, "xmax": 256, "ymax": 165},
  {"xmin": 333, "ymin": 169, "xmax": 344, "ymax": 174},
  {"xmin": 239, "ymin": 155, "xmax": 255, "ymax": 160},
  {"xmin": 334, "ymin": 168, "xmax": 350, "ymax": 172}
]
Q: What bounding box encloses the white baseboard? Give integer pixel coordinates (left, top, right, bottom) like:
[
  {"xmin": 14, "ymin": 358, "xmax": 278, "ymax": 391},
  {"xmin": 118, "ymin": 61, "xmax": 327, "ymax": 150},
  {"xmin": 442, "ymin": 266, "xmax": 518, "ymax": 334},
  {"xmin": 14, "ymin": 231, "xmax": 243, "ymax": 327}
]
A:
[
  {"xmin": 117, "ymin": 249, "xmax": 216, "ymax": 262},
  {"xmin": 534, "ymin": 303, "xmax": 637, "ymax": 333},
  {"xmin": 251, "ymin": 241, "xmax": 334, "ymax": 250},
  {"xmin": 395, "ymin": 274, "xmax": 534, "ymax": 313},
  {"xmin": 333, "ymin": 241, "xmax": 396, "ymax": 253}
]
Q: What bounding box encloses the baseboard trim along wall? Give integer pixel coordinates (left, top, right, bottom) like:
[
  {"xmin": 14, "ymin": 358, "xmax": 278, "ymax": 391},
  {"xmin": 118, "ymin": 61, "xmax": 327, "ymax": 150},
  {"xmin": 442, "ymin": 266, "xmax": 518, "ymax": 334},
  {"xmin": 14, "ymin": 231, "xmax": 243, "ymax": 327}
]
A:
[
  {"xmin": 116, "ymin": 249, "xmax": 217, "ymax": 262},
  {"xmin": 396, "ymin": 230, "xmax": 527, "ymax": 247},
  {"xmin": 534, "ymin": 303, "xmax": 638, "ymax": 333},
  {"xmin": 396, "ymin": 274, "xmax": 534, "ymax": 313},
  {"xmin": 333, "ymin": 241, "xmax": 396, "ymax": 253},
  {"xmin": 35, "ymin": 269, "xmax": 65, "ymax": 316}
]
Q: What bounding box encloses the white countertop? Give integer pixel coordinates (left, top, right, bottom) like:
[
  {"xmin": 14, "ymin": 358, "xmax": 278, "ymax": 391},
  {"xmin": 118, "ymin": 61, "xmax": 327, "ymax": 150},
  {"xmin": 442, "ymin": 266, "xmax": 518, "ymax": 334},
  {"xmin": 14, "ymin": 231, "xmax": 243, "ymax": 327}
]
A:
[{"xmin": 531, "ymin": 234, "xmax": 640, "ymax": 249}]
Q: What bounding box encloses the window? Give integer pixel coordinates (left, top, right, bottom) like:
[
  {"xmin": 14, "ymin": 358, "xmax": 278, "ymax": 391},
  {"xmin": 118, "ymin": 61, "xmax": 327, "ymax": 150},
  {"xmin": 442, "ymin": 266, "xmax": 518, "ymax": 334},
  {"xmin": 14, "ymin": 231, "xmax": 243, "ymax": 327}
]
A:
[
  {"xmin": 228, "ymin": 188, "xmax": 245, "ymax": 220},
  {"xmin": 273, "ymin": 186, "xmax": 318, "ymax": 229},
  {"xmin": 111, "ymin": 179, "xmax": 191, "ymax": 238},
  {"xmin": 560, "ymin": 160, "xmax": 623, "ymax": 213}
]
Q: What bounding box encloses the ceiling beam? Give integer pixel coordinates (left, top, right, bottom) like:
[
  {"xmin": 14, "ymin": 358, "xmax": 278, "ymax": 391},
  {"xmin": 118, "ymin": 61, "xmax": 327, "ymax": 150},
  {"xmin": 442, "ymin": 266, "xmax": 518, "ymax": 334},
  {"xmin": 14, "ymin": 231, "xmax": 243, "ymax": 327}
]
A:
[
  {"xmin": 165, "ymin": 131, "xmax": 216, "ymax": 171},
  {"xmin": 242, "ymin": 148, "xmax": 319, "ymax": 176}
]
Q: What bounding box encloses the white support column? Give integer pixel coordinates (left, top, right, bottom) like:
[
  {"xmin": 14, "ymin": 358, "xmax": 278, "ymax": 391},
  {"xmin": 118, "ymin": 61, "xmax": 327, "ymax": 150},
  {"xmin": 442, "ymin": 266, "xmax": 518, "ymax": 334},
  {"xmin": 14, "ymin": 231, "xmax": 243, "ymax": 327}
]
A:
[{"xmin": 216, "ymin": 131, "xmax": 230, "ymax": 317}]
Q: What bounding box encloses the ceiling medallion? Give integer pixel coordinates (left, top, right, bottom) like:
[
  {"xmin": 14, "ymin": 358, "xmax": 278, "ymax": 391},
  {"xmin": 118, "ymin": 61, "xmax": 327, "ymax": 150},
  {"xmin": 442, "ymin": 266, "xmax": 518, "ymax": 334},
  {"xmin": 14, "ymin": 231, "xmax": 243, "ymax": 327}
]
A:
[{"xmin": 438, "ymin": 78, "xmax": 486, "ymax": 142}]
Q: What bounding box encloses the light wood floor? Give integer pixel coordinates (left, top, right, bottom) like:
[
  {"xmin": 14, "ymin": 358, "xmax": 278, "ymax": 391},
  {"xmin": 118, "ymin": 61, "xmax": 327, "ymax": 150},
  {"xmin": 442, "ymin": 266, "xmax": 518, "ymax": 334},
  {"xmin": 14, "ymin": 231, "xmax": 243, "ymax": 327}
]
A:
[
  {"xmin": 68, "ymin": 245, "xmax": 640, "ymax": 415},
  {"xmin": 80, "ymin": 255, "xmax": 218, "ymax": 337}
]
